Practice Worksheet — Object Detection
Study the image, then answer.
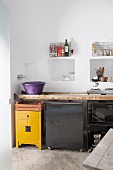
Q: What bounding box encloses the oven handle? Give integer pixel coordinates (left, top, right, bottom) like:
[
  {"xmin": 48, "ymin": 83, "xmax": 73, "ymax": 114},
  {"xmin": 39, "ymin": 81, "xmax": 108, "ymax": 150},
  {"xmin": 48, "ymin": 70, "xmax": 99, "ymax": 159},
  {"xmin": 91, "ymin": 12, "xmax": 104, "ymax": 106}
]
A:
[
  {"xmin": 45, "ymin": 101, "xmax": 83, "ymax": 105},
  {"xmin": 90, "ymin": 101, "xmax": 113, "ymax": 104}
]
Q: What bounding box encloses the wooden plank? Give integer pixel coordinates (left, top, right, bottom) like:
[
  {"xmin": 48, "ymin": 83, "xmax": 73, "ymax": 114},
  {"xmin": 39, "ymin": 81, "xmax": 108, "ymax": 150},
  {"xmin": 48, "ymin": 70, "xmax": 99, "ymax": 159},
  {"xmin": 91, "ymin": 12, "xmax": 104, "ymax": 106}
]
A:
[
  {"xmin": 15, "ymin": 104, "xmax": 41, "ymax": 108},
  {"xmin": 83, "ymin": 129, "xmax": 113, "ymax": 170},
  {"xmin": 18, "ymin": 94, "xmax": 113, "ymax": 101},
  {"xmin": 15, "ymin": 107, "xmax": 41, "ymax": 111},
  {"xmin": 15, "ymin": 102, "xmax": 44, "ymax": 111},
  {"xmin": 97, "ymin": 140, "xmax": 113, "ymax": 170}
]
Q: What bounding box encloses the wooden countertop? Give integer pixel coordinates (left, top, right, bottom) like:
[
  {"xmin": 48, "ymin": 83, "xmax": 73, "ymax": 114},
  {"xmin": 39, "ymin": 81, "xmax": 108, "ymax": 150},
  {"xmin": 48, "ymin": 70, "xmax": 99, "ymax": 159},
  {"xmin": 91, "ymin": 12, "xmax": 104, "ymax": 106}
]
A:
[{"xmin": 18, "ymin": 92, "xmax": 113, "ymax": 100}]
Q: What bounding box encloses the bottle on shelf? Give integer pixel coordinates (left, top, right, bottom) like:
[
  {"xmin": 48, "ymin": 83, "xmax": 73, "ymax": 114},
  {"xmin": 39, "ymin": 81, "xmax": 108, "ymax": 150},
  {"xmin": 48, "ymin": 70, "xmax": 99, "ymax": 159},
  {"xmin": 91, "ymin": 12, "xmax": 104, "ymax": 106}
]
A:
[
  {"xmin": 57, "ymin": 45, "xmax": 62, "ymax": 57},
  {"xmin": 62, "ymin": 45, "xmax": 65, "ymax": 57},
  {"xmin": 64, "ymin": 39, "xmax": 69, "ymax": 56}
]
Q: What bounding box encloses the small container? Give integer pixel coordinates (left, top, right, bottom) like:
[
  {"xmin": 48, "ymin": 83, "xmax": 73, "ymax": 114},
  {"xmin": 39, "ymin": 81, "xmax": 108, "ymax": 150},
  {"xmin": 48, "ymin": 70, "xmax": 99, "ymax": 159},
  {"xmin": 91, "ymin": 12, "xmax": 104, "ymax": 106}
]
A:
[
  {"xmin": 69, "ymin": 72, "xmax": 75, "ymax": 81},
  {"xmin": 62, "ymin": 75, "xmax": 70, "ymax": 81},
  {"xmin": 92, "ymin": 130, "xmax": 102, "ymax": 147},
  {"xmin": 110, "ymin": 44, "xmax": 113, "ymax": 56},
  {"xmin": 100, "ymin": 77, "xmax": 108, "ymax": 82},
  {"xmin": 57, "ymin": 46, "xmax": 62, "ymax": 57},
  {"xmin": 49, "ymin": 44, "xmax": 57, "ymax": 57}
]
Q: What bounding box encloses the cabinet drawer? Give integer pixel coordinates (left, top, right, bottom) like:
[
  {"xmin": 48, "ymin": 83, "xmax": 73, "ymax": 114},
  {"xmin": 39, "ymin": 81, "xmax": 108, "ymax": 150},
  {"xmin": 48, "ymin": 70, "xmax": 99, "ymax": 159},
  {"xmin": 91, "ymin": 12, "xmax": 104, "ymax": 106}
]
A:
[{"xmin": 16, "ymin": 111, "xmax": 41, "ymax": 119}]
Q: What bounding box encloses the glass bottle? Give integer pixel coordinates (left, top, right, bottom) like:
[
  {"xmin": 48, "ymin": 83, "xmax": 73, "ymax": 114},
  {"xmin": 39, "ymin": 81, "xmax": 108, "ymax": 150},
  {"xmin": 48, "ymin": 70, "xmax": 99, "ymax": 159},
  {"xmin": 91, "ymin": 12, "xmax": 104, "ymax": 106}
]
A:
[{"xmin": 64, "ymin": 39, "xmax": 69, "ymax": 56}]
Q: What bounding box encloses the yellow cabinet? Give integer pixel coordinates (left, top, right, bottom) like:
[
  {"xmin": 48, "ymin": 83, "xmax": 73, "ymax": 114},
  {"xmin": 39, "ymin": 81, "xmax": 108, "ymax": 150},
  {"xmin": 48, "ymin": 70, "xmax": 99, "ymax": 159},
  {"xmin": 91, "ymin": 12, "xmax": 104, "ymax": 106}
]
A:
[{"xmin": 16, "ymin": 110, "xmax": 42, "ymax": 150}]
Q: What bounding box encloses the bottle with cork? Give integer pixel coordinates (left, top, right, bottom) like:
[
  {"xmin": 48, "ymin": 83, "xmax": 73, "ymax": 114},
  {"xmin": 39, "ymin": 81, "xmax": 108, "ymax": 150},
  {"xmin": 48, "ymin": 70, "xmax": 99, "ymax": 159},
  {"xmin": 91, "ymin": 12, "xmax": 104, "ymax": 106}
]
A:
[{"xmin": 64, "ymin": 39, "xmax": 69, "ymax": 56}]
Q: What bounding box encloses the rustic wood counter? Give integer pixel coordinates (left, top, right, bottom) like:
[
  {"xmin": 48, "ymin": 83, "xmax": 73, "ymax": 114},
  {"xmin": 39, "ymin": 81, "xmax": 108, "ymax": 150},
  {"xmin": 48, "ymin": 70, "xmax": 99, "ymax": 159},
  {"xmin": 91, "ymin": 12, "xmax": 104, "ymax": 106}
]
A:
[{"xmin": 18, "ymin": 92, "xmax": 113, "ymax": 101}]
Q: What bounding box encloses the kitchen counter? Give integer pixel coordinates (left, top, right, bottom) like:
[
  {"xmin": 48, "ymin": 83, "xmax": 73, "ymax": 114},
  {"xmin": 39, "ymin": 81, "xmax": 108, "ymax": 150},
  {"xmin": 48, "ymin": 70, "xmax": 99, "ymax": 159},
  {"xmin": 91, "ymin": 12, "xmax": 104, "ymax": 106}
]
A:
[
  {"xmin": 15, "ymin": 93, "xmax": 113, "ymax": 151},
  {"xmin": 18, "ymin": 92, "xmax": 113, "ymax": 100}
]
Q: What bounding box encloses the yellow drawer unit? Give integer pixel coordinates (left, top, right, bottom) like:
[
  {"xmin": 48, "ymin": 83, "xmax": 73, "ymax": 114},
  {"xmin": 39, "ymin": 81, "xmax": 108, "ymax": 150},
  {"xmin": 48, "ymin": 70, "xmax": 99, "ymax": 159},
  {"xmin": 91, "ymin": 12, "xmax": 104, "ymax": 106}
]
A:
[{"xmin": 15, "ymin": 103, "xmax": 42, "ymax": 150}]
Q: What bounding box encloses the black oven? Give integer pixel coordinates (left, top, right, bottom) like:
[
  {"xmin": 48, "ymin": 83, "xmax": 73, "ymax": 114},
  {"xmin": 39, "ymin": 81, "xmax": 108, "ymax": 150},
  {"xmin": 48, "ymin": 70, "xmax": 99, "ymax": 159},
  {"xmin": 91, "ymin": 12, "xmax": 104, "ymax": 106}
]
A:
[{"xmin": 88, "ymin": 101, "xmax": 113, "ymax": 123}]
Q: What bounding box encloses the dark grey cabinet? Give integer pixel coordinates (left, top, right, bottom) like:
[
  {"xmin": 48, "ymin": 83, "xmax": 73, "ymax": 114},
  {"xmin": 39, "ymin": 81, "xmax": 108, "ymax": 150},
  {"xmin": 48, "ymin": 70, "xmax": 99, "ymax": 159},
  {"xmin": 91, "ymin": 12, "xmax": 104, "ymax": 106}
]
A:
[{"xmin": 45, "ymin": 100, "xmax": 87, "ymax": 150}]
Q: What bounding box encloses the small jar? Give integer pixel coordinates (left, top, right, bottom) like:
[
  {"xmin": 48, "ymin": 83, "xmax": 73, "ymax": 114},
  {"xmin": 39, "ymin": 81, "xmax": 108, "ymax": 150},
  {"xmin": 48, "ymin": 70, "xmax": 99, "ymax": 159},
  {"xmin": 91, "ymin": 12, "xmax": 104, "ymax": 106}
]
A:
[
  {"xmin": 69, "ymin": 72, "xmax": 75, "ymax": 81},
  {"xmin": 62, "ymin": 75, "xmax": 70, "ymax": 81}
]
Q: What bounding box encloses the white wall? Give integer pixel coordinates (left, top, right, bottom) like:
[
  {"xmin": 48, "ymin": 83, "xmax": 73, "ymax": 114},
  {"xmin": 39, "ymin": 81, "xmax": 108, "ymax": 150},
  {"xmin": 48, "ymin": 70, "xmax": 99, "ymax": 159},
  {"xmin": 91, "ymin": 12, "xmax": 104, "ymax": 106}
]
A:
[
  {"xmin": 0, "ymin": 0, "xmax": 112, "ymax": 151},
  {"xmin": 0, "ymin": 0, "xmax": 12, "ymax": 169},
  {"xmin": 1, "ymin": 0, "xmax": 113, "ymax": 150},
  {"xmin": 10, "ymin": 0, "xmax": 26, "ymax": 145},
  {"xmin": 9, "ymin": 0, "xmax": 113, "ymax": 92}
]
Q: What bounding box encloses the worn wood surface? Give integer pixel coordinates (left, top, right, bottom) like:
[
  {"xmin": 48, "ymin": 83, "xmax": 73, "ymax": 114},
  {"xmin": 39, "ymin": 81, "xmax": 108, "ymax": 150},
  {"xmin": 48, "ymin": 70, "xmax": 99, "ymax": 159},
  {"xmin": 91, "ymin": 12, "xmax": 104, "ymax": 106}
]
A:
[
  {"xmin": 18, "ymin": 94, "xmax": 113, "ymax": 100},
  {"xmin": 83, "ymin": 129, "xmax": 113, "ymax": 170},
  {"xmin": 15, "ymin": 103, "xmax": 42, "ymax": 111},
  {"xmin": 97, "ymin": 139, "xmax": 113, "ymax": 170}
]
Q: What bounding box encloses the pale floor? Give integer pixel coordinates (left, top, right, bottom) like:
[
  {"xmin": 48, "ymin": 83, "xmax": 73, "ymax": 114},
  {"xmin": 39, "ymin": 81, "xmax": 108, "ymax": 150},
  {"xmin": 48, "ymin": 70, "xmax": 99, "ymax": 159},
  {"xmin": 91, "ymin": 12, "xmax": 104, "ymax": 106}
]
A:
[{"xmin": 12, "ymin": 146, "xmax": 89, "ymax": 170}]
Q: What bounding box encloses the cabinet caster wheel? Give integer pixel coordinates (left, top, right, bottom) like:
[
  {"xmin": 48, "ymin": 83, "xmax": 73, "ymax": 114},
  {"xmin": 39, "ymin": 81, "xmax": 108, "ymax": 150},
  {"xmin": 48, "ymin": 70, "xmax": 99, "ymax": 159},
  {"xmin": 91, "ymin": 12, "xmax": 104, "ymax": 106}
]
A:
[{"xmin": 48, "ymin": 147, "xmax": 52, "ymax": 150}]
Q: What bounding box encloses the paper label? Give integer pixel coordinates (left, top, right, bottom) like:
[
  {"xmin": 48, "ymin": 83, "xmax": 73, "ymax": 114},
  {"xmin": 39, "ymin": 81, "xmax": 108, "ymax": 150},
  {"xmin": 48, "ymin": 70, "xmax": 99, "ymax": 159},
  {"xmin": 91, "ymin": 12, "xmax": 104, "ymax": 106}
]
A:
[{"xmin": 65, "ymin": 46, "xmax": 68, "ymax": 52}]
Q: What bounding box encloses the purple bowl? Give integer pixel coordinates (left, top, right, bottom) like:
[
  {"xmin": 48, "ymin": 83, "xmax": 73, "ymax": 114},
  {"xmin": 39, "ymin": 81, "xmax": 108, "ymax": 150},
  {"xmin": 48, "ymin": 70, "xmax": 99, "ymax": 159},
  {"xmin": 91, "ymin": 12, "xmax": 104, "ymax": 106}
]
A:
[{"xmin": 22, "ymin": 81, "xmax": 46, "ymax": 95}]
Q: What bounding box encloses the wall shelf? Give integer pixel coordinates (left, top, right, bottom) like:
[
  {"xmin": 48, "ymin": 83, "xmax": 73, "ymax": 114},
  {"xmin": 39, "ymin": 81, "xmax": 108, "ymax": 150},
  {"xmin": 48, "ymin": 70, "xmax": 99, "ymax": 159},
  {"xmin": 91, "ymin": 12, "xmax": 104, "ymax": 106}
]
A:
[
  {"xmin": 90, "ymin": 41, "xmax": 113, "ymax": 82},
  {"xmin": 48, "ymin": 56, "xmax": 75, "ymax": 60},
  {"xmin": 48, "ymin": 58, "xmax": 75, "ymax": 82},
  {"xmin": 90, "ymin": 59, "xmax": 113, "ymax": 82},
  {"xmin": 90, "ymin": 56, "xmax": 113, "ymax": 60},
  {"xmin": 49, "ymin": 79, "xmax": 75, "ymax": 82},
  {"xmin": 24, "ymin": 62, "xmax": 35, "ymax": 64}
]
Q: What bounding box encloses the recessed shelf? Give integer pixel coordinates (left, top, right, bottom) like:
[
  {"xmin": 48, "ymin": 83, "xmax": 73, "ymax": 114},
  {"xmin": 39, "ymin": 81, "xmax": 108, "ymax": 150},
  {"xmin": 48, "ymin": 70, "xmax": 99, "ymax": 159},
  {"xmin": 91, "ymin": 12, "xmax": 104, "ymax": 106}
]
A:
[
  {"xmin": 48, "ymin": 56, "xmax": 75, "ymax": 60},
  {"xmin": 90, "ymin": 56, "xmax": 113, "ymax": 60},
  {"xmin": 48, "ymin": 59, "xmax": 75, "ymax": 82},
  {"xmin": 49, "ymin": 79, "xmax": 75, "ymax": 82},
  {"xmin": 92, "ymin": 41, "xmax": 113, "ymax": 57},
  {"xmin": 90, "ymin": 59, "xmax": 113, "ymax": 82},
  {"xmin": 24, "ymin": 62, "xmax": 35, "ymax": 64}
]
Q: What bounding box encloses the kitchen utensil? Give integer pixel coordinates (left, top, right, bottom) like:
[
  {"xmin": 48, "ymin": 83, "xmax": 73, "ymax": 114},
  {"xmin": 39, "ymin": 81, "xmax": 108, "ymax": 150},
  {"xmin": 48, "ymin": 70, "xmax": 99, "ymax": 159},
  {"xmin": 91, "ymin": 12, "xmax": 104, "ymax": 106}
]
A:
[{"xmin": 96, "ymin": 67, "xmax": 105, "ymax": 80}]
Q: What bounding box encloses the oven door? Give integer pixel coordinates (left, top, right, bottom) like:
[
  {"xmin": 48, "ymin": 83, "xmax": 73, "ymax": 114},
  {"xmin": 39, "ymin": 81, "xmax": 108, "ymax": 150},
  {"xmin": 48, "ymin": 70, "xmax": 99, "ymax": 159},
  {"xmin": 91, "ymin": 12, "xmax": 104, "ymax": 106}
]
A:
[{"xmin": 92, "ymin": 103, "xmax": 113, "ymax": 123}]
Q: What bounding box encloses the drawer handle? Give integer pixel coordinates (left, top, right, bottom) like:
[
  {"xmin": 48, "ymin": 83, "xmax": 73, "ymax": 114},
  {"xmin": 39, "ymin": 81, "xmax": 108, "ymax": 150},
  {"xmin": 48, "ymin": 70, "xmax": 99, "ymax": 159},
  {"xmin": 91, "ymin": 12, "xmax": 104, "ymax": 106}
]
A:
[{"xmin": 27, "ymin": 115, "xmax": 29, "ymax": 118}]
